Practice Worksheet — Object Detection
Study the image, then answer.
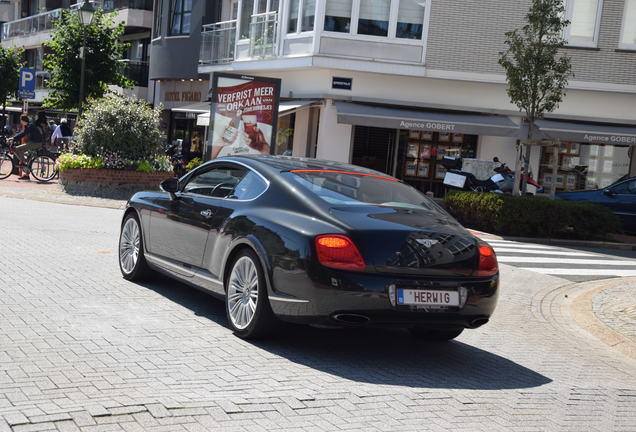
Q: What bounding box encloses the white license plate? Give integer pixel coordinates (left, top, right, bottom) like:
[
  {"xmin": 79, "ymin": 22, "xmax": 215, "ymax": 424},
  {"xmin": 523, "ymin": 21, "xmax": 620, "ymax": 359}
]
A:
[{"xmin": 397, "ymin": 289, "xmax": 460, "ymax": 307}]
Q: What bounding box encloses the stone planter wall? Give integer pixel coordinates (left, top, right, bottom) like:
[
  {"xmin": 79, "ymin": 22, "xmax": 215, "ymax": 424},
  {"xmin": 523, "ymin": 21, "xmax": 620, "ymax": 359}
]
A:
[{"xmin": 59, "ymin": 168, "xmax": 174, "ymax": 200}]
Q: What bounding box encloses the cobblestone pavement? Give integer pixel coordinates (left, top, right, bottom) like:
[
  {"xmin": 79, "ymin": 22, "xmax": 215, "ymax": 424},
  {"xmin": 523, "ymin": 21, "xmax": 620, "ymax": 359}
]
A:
[
  {"xmin": 0, "ymin": 178, "xmax": 125, "ymax": 209},
  {"xmin": 1, "ymin": 197, "xmax": 636, "ymax": 432},
  {"xmin": 594, "ymin": 283, "xmax": 636, "ymax": 343}
]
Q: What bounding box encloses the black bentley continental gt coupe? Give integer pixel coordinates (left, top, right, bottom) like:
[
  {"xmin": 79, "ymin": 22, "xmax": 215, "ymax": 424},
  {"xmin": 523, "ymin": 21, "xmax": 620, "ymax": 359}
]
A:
[{"xmin": 118, "ymin": 156, "xmax": 499, "ymax": 340}]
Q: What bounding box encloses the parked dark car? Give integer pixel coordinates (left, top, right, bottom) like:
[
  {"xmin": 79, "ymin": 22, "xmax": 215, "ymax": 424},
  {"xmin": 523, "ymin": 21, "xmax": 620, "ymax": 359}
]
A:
[
  {"xmin": 556, "ymin": 176, "xmax": 636, "ymax": 233},
  {"xmin": 118, "ymin": 156, "xmax": 499, "ymax": 340}
]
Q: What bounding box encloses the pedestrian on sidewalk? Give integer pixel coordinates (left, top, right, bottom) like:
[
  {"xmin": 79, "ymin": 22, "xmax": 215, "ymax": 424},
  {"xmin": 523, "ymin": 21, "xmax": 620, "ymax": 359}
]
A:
[
  {"xmin": 11, "ymin": 114, "xmax": 43, "ymax": 180},
  {"xmin": 50, "ymin": 118, "xmax": 73, "ymax": 149}
]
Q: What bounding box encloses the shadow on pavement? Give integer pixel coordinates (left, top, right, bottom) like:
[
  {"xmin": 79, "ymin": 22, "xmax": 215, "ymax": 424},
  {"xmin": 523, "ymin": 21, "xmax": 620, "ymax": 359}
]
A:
[{"xmin": 141, "ymin": 278, "xmax": 552, "ymax": 391}]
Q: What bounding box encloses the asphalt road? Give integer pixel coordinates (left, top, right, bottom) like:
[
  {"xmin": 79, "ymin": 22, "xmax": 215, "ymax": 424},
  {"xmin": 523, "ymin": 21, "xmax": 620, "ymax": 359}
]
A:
[{"xmin": 1, "ymin": 197, "xmax": 635, "ymax": 432}]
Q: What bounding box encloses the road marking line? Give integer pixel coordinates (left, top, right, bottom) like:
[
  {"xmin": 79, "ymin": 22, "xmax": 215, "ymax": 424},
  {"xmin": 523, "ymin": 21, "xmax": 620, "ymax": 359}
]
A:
[
  {"xmin": 499, "ymin": 257, "xmax": 636, "ymax": 266},
  {"xmin": 492, "ymin": 248, "xmax": 595, "ymax": 257},
  {"xmin": 520, "ymin": 268, "xmax": 636, "ymax": 276},
  {"xmin": 486, "ymin": 242, "xmax": 555, "ymax": 250}
]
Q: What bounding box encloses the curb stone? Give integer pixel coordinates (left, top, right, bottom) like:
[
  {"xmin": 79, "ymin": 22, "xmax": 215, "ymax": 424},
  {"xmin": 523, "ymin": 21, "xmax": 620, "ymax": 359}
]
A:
[{"xmin": 569, "ymin": 277, "xmax": 636, "ymax": 360}]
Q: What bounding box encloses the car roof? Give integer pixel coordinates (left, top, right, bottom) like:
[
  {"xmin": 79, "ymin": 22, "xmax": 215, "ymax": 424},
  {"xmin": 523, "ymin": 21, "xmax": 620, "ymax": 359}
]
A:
[{"xmin": 216, "ymin": 154, "xmax": 397, "ymax": 179}]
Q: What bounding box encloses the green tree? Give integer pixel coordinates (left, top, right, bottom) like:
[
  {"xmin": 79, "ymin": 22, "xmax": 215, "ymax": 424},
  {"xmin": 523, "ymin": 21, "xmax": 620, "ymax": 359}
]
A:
[
  {"xmin": 498, "ymin": 0, "xmax": 572, "ymax": 194},
  {"xmin": 43, "ymin": 9, "xmax": 132, "ymax": 111},
  {"xmin": 0, "ymin": 46, "xmax": 24, "ymax": 128}
]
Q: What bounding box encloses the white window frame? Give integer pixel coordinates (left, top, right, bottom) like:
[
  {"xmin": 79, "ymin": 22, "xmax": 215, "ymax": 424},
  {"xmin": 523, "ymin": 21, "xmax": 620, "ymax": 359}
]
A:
[
  {"xmin": 619, "ymin": 0, "xmax": 636, "ymax": 50},
  {"xmin": 283, "ymin": 0, "xmax": 317, "ymax": 36},
  {"xmin": 564, "ymin": 0, "xmax": 604, "ymax": 48},
  {"xmin": 236, "ymin": 0, "xmax": 279, "ymax": 44},
  {"xmin": 319, "ymin": 0, "xmax": 429, "ymax": 46}
]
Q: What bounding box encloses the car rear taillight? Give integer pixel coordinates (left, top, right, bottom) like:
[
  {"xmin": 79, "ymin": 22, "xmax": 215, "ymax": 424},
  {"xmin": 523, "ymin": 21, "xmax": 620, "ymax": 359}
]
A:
[
  {"xmin": 315, "ymin": 235, "xmax": 366, "ymax": 271},
  {"xmin": 476, "ymin": 243, "xmax": 498, "ymax": 277}
]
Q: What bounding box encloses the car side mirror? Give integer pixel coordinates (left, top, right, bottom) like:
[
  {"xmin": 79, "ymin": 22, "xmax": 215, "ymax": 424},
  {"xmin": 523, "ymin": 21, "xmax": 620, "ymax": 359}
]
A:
[
  {"xmin": 603, "ymin": 189, "xmax": 616, "ymax": 197},
  {"xmin": 160, "ymin": 177, "xmax": 179, "ymax": 199}
]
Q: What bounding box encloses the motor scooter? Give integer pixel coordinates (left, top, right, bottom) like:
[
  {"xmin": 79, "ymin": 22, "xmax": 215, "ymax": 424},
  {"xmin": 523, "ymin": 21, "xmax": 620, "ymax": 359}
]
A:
[
  {"xmin": 492, "ymin": 157, "xmax": 542, "ymax": 194},
  {"xmin": 441, "ymin": 156, "xmax": 505, "ymax": 193}
]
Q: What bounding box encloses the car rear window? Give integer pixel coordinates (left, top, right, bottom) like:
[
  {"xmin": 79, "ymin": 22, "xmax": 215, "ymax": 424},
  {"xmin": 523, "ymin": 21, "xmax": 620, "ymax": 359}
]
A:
[{"xmin": 289, "ymin": 170, "xmax": 440, "ymax": 212}]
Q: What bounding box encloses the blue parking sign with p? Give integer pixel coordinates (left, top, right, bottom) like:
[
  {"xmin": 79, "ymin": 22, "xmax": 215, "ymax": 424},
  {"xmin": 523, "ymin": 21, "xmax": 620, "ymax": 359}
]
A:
[{"xmin": 18, "ymin": 67, "xmax": 36, "ymax": 99}]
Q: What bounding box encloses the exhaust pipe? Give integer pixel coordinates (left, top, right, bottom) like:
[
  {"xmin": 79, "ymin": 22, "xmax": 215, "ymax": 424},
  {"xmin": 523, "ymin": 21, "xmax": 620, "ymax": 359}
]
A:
[
  {"xmin": 332, "ymin": 313, "xmax": 370, "ymax": 325},
  {"xmin": 469, "ymin": 318, "xmax": 489, "ymax": 328}
]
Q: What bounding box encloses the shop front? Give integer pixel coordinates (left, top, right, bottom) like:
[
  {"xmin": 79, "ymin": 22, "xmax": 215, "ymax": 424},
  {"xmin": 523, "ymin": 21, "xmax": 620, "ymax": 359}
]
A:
[
  {"xmin": 337, "ymin": 102, "xmax": 519, "ymax": 196},
  {"xmin": 154, "ymin": 79, "xmax": 209, "ymax": 162},
  {"xmin": 535, "ymin": 119, "xmax": 636, "ymax": 193}
]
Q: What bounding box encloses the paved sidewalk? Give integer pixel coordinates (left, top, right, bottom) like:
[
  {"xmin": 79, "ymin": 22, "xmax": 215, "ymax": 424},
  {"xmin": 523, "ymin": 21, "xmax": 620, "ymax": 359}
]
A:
[
  {"xmin": 0, "ymin": 177, "xmax": 126, "ymax": 209},
  {"xmin": 593, "ymin": 282, "xmax": 636, "ymax": 343}
]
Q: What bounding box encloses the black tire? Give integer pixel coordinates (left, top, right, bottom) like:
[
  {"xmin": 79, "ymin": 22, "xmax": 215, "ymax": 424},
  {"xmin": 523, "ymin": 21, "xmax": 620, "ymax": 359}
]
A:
[
  {"xmin": 0, "ymin": 154, "xmax": 13, "ymax": 179},
  {"xmin": 408, "ymin": 327, "xmax": 464, "ymax": 341},
  {"xmin": 118, "ymin": 212, "xmax": 153, "ymax": 281},
  {"xmin": 225, "ymin": 249, "xmax": 277, "ymax": 339},
  {"xmin": 29, "ymin": 155, "xmax": 57, "ymax": 182}
]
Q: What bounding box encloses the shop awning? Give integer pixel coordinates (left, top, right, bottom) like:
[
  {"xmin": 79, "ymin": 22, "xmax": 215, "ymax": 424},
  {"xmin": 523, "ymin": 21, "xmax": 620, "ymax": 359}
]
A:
[
  {"xmin": 172, "ymin": 102, "xmax": 210, "ymax": 113},
  {"xmin": 536, "ymin": 119, "xmax": 636, "ymax": 145},
  {"xmin": 196, "ymin": 100, "xmax": 317, "ymax": 127},
  {"xmin": 335, "ymin": 102, "xmax": 520, "ymax": 137}
]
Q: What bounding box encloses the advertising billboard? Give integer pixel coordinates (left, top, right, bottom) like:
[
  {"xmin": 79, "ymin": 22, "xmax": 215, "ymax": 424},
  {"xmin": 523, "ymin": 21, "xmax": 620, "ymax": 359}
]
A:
[{"xmin": 205, "ymin": 73, "xmax": 281, "ymax": 160}]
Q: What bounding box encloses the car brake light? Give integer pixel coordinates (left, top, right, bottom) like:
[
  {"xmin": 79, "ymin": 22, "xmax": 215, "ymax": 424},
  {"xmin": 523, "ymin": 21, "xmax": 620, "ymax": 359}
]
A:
[
  {"xmin": 476, "ymin": 243, "xmax": 498, "ymax": 277},
  {"xmin": 315, "ymin": 235, "xmax": 366, "ymax": 271}
]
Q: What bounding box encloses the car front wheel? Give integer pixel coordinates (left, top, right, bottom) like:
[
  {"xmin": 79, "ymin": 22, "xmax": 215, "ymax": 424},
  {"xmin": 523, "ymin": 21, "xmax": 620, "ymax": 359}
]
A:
[
  {"xmin": 225, "ymin": 249, "xmax": 276, "ymax": 339},
  {"xmin": 118, "ymin": 213, "xmax": 152, "ymax": 281}
]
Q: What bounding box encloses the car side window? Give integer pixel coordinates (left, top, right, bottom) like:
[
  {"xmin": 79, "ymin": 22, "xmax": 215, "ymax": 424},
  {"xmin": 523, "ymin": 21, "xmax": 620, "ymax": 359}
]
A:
[
  {"xmin": 612, "ymin": 180, "xmax": 636, "ymax": 195},
  {"xmin": 231, "ymin": 171, "xmax": 268, "ymax": 200},
  {"xmin": 182, "ymin": 166, "xmax": 247, "ymax": 198}
]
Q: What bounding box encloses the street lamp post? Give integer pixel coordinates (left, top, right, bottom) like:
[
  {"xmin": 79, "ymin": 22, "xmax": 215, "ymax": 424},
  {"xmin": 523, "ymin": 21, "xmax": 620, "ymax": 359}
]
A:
[{"xmin": 78, "ymin": 0, "xmax": 95, "ymax": 118}]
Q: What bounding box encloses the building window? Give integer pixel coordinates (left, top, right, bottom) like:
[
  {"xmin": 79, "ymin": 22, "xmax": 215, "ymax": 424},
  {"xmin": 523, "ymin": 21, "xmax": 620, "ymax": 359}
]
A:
[
  {"xmin": 620, "ymin": 0, "xmax": 636, "ymax": 49},
  {"xmin": 301, "ymin": 0, "xmax": 315, "ymax": 31},
  {"xmin": 358, "ymin": 0, "xmax": 390, "ymax": 36},
  {"xmin": 169, "ymin": 0, "xmax": 192, "ymax": 36},
  {"xmin": 287, "ymin": 0, "xmax": 314, "ymax": 33},
  {"xmin": 153, "ymin": 0, "xmax": 163, "ymax": 37},
  {"xmin": 564, "ymin": 0, "xmax": 603, "ymax": 47},
  {"xmin": 396, "ymin": 0, "xmax": 425, "ymax": 39},
  {"xmin": 324, "ymin": 0, "xmax": 352, "ymax": 32},
  {"xmin": 323, "ymin": 0, "xmax": 427, "ymax": 40},
  {"xmin": 240, "ymin": 0, "xmax": 255, "ymax": 38}
]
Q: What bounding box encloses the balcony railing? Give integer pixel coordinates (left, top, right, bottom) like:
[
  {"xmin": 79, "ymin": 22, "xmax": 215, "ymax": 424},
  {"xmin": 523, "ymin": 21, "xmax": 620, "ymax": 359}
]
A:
[
  {"xmin": 103, "ymin": 0, "xmax": 153, "ymax": 11},
  {"xmin": 1, "ymin": 0, "xmax": 148, "ymax": 41},
  {"xmin": 118, "ymin": 59, "xmax": 149, "ymax": 87},
  {"xmin": 2, "ymin": 8, "xmax": 62, "ymax": 40},
  {"xmin": 249, "ymin": 12, "xmax": 277, "ymax": 58},
  {"xmin": 200, "ymin": 20, "xmax": 237, "ymax": 65}
]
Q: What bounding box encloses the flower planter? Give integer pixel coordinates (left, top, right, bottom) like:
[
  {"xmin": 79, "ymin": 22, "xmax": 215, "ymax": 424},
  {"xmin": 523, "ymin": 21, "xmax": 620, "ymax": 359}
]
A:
[{"xmin": 59, "ymin": 168, "xmax": 174, "ymax": 200}]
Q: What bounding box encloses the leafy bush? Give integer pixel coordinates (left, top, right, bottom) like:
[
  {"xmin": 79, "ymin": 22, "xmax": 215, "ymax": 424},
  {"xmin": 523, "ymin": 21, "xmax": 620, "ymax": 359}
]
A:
[
  {"xmin": 57, "ymin": 153, "xmax": 104, "ymax": 170},
  {"xmin": 444, "ymin": 191, "xmax": 621, "ymax": 239},
  {"xmin": 74, "ymin": 94, "xmax": 163, "ymax": 160},
  {"xmin": 186, "ymin": 157, "xmax": 202, "ymax": 172},
  {"xmin": 57, "ymin": 152, "xmax": 172, "ymax": 173}
]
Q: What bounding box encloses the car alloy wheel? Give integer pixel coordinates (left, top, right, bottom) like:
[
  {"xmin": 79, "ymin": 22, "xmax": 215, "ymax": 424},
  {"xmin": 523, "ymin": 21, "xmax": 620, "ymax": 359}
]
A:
[
  {"xmin": 227, "ymin": 256, "xmax": 259, "ymax": 330},
  {"xmin": 120, "ymin": 217, "xmax": 140, "ymax": 274},
  {"xmin": 225, "ymin": 250, "xmax": 277, "ymax": 339},
  {"xmin": 118, "ymin": 213, "xmax": 152, "ymax": 281}
]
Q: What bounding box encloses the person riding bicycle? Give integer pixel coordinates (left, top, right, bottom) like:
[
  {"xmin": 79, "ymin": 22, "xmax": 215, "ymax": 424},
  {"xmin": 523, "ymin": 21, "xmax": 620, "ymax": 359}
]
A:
[{"xmin": 10, "ymin": 115, "xmax": 44, "ymax": 180}]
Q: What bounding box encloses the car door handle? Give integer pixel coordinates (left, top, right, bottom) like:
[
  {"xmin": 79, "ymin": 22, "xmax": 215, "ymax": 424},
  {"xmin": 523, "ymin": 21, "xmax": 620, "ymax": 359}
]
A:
[{"xmin": 200, "ymin": 209, "xmax": 213, "ymax": 218}]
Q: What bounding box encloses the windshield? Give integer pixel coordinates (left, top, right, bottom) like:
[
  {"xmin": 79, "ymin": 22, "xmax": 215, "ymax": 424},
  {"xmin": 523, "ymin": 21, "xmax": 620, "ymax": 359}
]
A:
[{"xmin": 289, "ymin": 170, "xmax": 440, "ymax": 212}]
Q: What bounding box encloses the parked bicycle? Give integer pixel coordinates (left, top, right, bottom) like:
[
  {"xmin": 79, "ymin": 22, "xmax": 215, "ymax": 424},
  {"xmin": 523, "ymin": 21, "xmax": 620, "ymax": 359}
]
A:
[{"xmin": 0, "ymin": 137, "xmax": 60, "ymax": 182}]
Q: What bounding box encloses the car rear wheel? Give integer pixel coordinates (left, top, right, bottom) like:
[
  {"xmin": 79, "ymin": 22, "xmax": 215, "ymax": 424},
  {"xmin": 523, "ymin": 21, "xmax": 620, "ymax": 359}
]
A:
[
  {"xmin": 408, "ymin": 327, "xmax": 464, "ymax": 341},
  {"xmin": 118, "ymin": 213, "xmax": 153, "ymax": 281},
  {"xmin": 225, "ymin": 250, "xmax": 276, "ymax": 339}
]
